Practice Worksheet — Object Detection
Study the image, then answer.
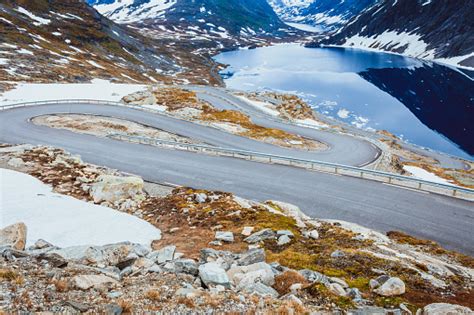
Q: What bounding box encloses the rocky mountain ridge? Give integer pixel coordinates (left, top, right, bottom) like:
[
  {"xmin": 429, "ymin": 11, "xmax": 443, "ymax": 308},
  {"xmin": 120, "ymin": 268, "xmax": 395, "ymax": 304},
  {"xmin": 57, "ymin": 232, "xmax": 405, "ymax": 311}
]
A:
[{"xmin": 313, "ymin": 0, "xmax": 474, "ymax": 68}]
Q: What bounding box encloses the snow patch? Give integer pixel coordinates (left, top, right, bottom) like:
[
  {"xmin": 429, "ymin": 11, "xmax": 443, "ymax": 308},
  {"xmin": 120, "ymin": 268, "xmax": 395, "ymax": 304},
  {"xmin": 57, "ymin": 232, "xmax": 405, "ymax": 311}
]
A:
[
  {"xmin": 0, "ymin": 168, "xmax": 161, "ymax": 247},
  {"xmin": 403, "ymin": 165, "xmax": 454, "ymax": 186}
]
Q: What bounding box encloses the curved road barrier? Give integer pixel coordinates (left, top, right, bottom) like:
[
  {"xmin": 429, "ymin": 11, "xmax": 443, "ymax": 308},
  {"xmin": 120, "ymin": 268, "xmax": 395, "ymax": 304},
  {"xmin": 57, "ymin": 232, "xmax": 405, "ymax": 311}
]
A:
[
  {"xmin": 110, "ymin": 133, "xmax": 474, "ymax": 201},
  {"xmin": 2, "ymin": 99, "xmax": 472, "ymax": 201}
]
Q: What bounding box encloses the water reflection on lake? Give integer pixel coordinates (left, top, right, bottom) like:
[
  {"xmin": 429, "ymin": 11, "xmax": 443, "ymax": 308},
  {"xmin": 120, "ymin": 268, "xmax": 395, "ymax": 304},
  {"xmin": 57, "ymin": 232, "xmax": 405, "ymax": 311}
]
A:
[{"xmin": 214, "ymin": 44, "xmax": 474, "ymax": 160}]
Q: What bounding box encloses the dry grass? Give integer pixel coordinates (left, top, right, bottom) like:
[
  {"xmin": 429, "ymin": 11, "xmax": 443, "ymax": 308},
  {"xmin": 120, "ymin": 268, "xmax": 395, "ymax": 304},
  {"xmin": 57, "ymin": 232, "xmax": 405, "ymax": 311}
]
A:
[
  {"xmin": 145, "ymin": 289, "xmax": 161, "ymax": 301},
  {"xmin": 0, "ymin": 269, "xmax": 24, "ymax": 285},
  {"xmin": 176, "ymin": 297, "xmax": 195, "ymax": 308},
  {"xmin": 273, "ymin": 270, "xmax": 308, "ymax": 295},
  {"xmin": 51, "ymin": 279, "xmax": 69, "ymax": 292},
  {"xmin": 117, "ymin": 299, "xmax": 133, "ymax": 313}
]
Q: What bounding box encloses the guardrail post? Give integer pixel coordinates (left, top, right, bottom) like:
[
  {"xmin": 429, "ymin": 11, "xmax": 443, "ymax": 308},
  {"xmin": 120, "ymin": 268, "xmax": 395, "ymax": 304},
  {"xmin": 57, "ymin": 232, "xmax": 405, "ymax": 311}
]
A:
[
  {"xmin": 418, "ymin": 182, "xmax": 422, "ymax": 190},
  {"xmin": 361, "ymin": 171, "xmax": 364, "ymax": 178},
  {"xmin": 335, "ymin": 167, "xmax": 338, "ymax": 174},
  {"xmin": 453, "ymin": 190, "xmax": 457, "ymax": 197},
  {"xmin": 388, "ymin": 177, "xmax": 392, "ymax": 184}
]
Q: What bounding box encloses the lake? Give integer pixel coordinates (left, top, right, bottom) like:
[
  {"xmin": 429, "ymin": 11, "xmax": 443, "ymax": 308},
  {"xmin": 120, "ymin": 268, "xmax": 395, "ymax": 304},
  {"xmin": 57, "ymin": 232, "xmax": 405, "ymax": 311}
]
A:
[{"xmin": 213, "ymin": 44, "xmax": 474, "ymax": 160}]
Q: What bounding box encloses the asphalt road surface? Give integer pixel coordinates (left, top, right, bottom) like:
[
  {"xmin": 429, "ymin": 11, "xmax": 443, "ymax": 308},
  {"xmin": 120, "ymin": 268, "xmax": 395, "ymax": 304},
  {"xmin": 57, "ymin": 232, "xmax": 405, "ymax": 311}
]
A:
[{"xmin": 1, "ymin": 101, "xmax": 473, "ymax": 255}]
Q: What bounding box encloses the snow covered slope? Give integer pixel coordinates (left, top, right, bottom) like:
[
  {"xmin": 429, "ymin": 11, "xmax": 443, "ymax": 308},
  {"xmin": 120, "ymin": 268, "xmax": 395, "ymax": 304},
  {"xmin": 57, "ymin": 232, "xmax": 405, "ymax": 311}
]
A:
[
  {"xmin": 89, "ymin": 0, "xmax": 288, "ymax": 36},
  {"xmin": 316, "ymin": 0, "xmax": 474, "ymax": 68},
  {"xmin": 267, "ymin": 0, "xmax": 376, "ymax": 28},
  {"xmin": 1, "ymin": 168, "xmax": 161, "ymax": 247}
]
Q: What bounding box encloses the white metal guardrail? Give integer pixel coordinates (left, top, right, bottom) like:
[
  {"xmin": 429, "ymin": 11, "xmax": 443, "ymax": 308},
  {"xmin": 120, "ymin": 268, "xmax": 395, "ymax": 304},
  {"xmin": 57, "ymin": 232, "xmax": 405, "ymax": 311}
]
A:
[
  {"xmin": 110, "ymin": 133, "xmax": 474, "ymax": 202},
  {"xmin": 1, "ymin": 99, "xmax": 473, "ymax": 201}
]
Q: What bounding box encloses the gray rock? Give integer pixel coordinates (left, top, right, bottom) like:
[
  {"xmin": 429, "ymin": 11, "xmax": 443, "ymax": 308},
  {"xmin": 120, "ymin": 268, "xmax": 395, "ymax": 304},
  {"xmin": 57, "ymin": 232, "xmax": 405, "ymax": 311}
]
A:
[
  {"xmin": 277, "ymin": 230, "xmax": 294, "ymax": 237},
  {"xmin": 277, "ymin": 235, "xmax": 291, "ymax": 246},
  {"xmin": 241, "ymin": 282, "xmax": 279, "ymax": 298},
  {"xmin": 423, "ymin": 303, "xmax": 473, "ymax": 315},
  {"xmin": 37, "ymin": 252, "xmax": 68, "ymax": 268},
  {"xmin": 65, "ymin": 301, "xmax": 89, "ymax": 312},
  {"xmin": 228, "ymin": 262, "xmax": 275, "ymax": 288},
  {"xmin": 200, "ymin": 248, "xmax": 236, "ymax": 270},
  {"xmin": 374, "ymin": 277, "xmax": 406, "ymax": 296},
  {"xmin": 173, "ymin": 259, "xmax": 199, "ymax": 276},
  {"xmin": 72, "ymin": 274, "xmax": 118, "ymax": 290},
  {"xmin": 304, "ymin": 230, "xmax": 319, "ymax": 240},
  {"xmin": 299, "ymin": 269, "xmax": 330, "ymax": 285},
  {"xmin": 175, "ymin": 287, "xmax": 202, "ymax": 298},
  {"xmin": 107, "ymin": 291, "xmax": 123, "ymax": 299},
  {"xmin": 0, "ymin": 222, "xmax": 27, "ymax": 250},
  {"xmin": 328, "ymin": 283, "xmax": 347, "ymax": 296},
  {"xmin": 90, "ymin": 175, "xmax": 144, "ymax": 204},
  {"xmin": 209, "ymin": 240, "xmax": 222, "ymax": 246},
  {"xmin": 104, "ymin": 304, "xmax": 123, "ymax": 315},
  {"xmin": 194, "ymin": 193, "xmax": 207, "ymax": 203},
  {"xmin": 330, "ymin": 277, "xmax": 349, "ymax": 288},
  {"xmin": 347, "ymin": 288, "xmax": 362, "ymax": 301},
  {"xmin": 215, "ymin": 231, "xmax": 234, "ymax": 243},
  {"xmin": 376, "ymin": 275, "xmax": 390, "ymax": 285},
  {"xmin": 148, "ymin": 245, "xmax": 176, "ymax": 264},
  {"xmin": 32, "ymin": 239, "xmax": 54, "ymax": 250},
  {"xmin": 147, "ymin": 264, "xmax": 162, "ymax": 273},
  {"xmin": 198, "ymin": 262, "xmax": 230, "ymax": 288},
  {"xmin": 236, "ymin": 248, "xmax": 265, "ymax": 266},
  {"xmin": 330, "ymin": 250, "xmax": 346, "ymax": 258},
  {"xmin": 244, "ymin": 229, "xmax": 275, "ymax": 243},
  {"xmin": 369, "ymin": 279, "xmax": 380, "ymax": 289},
  {"xmin": 241, "ymin": 226, "xmax": 254, "ymax": 236}
]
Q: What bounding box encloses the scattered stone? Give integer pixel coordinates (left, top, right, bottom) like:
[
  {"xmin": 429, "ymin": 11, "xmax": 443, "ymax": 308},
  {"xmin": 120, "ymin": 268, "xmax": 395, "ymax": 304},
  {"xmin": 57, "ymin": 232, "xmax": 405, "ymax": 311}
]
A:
[
  {"xmin": 104, "ymin": 304, "xmax": 123, "ymax": 315},
  {"xmin": 199, "ymin": 262, "xmax": 230, "ymax": 288},
  {"xmin": 7, "ymin": 157, "xmax": 25, "ymax": 168},
  {"xmin": 169, "ymin": 227, "xmax": 180, "ymax": 233},
  {"xmin": 241, "ymin": 226, "xmax": 254, "ymax": 236},
  {"xmin": 423, "ymin": 303, "xmax": 473, "ymax": 315},
  {"xmin": 228, "ymin": 262, "xmax": 275, "ymax": 289},
  {"xmin": 241, "ymin": 282, "xmax": 279, "ymax": 298},
  {"xmin": 215, "ymin": 231, "xmax": 234, "ymax": 243},
  {"xmin": 194, "ymin": 193, "xmax": 207, "ymax": 203},
  {"xmin": 330, "ymin": 277, "xmax": 348, "ymax": 288},
  {"xmin": 0, "ymin": 222, "xmax": 27, "ymax": 250},
  {"xmin": 244, "ymin": 228, "xmax": 275, "ymax": 243},
  {"xmin": 172, "ymin": 259, "xmax": 199, "ymax": 276},
  {"xmin": 347, "ymin": 288, "xmax": 362, "ymax": 301},
  {"xmin": 276, "ymin": 230, "xmax": 294, "ymax": 237},
  {"xmin": 236, "ymin": 248, "xmax": 265, "ymax": 266},
  {"xmin": 107, "ymin": 291, "xmax": 123, "ymax": 299},
  {"xmin": 148, "ymin": 245, "xmax": 176, "ymax": 264},
  {"xmin": 303, "ymin": 230, "xmax": 319, "ymax": 240},
  {"xmin": 374, "ymin": 277, "xmax": 405, "ymax": 296},
  {"xmin": 209, "ymin": 240, "xmax": 222, "ymax": 246},
  {"xmin": 90, "ymin": 175, "xmax": 144, "ymax": 204},
  {"xmin": 72, "ymin": 274, "xmax": 118, "ymax": 290},
  {"xmin": 37, "ymin": 252, "xmax": 68, "ymax": 268},
  {"xmin": 330, "ymin": 250, "xmax": 346, "ymax": 258},
  {"xmin": 369, "ymin": 279, "xmax": 380, "ymax": 289},
  {"xmin": 299, "ymin": 269, "xmax": 330, "ymax": 285},
  {"xmin": 277, "ymin": 235, "xmax": 291, "ymax": 246},
  {"xmin": 32, "ymin": 239, "xmax": 54, "ymax": 250},
  {"xmin": 328, "ymin": 283, "xmax": 347, "ymax": 296},
  {"xmin": 176, "ymin": 287, "xmax": 203, "ymax": 298},
  {"xmin": 65, "ymin": 301, "xmax": 89, "ymax": 312}
]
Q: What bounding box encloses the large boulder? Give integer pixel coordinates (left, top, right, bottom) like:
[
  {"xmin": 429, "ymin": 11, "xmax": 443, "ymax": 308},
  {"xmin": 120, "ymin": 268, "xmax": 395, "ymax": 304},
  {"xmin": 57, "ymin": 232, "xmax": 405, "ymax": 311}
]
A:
[
  {"xmin": 90, "ymin": 175, "xmax": 144, "ymax": 204},
  {"xmin": 373, "ymin": 277, "xmax": 406, "ymax": 296},
  {"xmin": 198, "ymin": 262, "xmax": 231, "ymax": 288},
  {"xmin": 228, "ymin": 262, "xmax": 275, "ymax": 289},
  {"xmin": 244, "ymin": 229, "xmax": 275, "ymax": 243},
  {"xmin": 0, "ymin": 222, "xmax": 27, "ymax": 250},
  {"xmin": 72, "ymin": 274, "xmax": 118, "ymax": 290},
  {"xmin": 423, "ymin": 303, "xmax": 473, "ymax": 315}
]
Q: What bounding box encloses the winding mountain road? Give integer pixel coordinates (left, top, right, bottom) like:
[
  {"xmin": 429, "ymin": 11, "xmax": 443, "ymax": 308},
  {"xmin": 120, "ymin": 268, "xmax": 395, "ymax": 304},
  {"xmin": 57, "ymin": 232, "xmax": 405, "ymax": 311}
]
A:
[{"xmin": 0, "ymin": 97, "xmax": 473, "ymax": 255}]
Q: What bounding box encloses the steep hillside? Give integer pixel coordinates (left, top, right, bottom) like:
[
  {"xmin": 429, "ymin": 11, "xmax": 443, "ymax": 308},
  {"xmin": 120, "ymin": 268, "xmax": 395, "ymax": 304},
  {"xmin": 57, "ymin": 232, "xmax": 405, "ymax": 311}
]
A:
[
  {"xmin": 314, "ymin": 0, "xmax": 474, "ymax": 68},
  {"xmin": 0, "ymin": 0, "xmax": 223, "ymax": 86},
  {"xmin": 267, "ymin": 0, "xmax": 376, "ymax": 28},
  {"xmin": 89, "ymin": 0, "xmax": 289, "ymax": 36}
]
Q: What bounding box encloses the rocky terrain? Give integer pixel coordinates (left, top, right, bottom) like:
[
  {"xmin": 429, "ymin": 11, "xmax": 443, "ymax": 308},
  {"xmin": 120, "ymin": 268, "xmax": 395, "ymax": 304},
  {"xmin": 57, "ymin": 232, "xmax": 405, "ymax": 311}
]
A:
[
  {"xmin": 268, "ymin": 0, "xmax": 376, "ymax": 29},
  {"xmin": 1, "ymin": 143, "xmax": 473, "ymax": 313},
  {"xmin": 121, "ymin": 86, "xmax": 327, "ymax": 151}
]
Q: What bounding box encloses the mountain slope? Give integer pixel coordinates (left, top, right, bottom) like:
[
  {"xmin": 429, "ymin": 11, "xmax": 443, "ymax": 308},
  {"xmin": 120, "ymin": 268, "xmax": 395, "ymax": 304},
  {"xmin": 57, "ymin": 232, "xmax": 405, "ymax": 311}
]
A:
[
  {"xmin": 315, "ymin": 0, "xmax": 474, "ymax": 68},
  {"xmin": 89, "ymin": 0, "xmax": 288, "ymax": 36},
  {"xmin": 0, "ymin": 0, "xmax": 225, "ymax": 86},
  {"xmin": 267, "ymin": 0, "xmax": 377, "ymax": 28}
]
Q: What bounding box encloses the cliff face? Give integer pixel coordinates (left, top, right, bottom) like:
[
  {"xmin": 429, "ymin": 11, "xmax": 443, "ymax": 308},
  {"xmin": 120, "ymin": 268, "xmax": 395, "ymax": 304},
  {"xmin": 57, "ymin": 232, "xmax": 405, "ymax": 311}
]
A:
[{"xmin": 314, "ymin": 0, "xmax": 474, "ymax": 68}]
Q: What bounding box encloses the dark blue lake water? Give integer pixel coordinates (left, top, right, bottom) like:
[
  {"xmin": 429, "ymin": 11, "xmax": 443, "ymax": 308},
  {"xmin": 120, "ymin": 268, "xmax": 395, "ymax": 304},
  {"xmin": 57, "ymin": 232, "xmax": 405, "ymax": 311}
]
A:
[{"xmin": 214, "ymin": 44, "xmax": 474, "ymax": 160}]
